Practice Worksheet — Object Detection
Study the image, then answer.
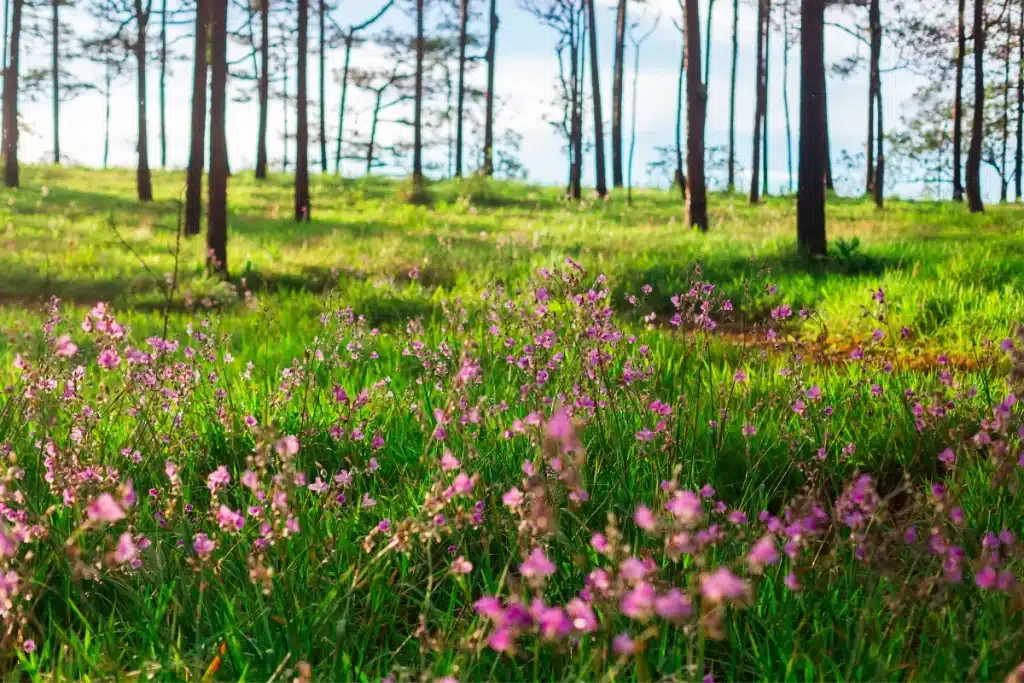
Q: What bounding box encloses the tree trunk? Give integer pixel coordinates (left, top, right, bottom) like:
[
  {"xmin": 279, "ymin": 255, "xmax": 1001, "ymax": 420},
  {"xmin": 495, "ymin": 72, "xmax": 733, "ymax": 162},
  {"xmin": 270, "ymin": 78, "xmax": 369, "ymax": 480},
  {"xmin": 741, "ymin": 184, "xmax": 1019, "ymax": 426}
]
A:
[
  {"xmin": 318, "ymin": 0, "xmax": 327, "ymax": 173},
  {"xmin": 762, "ymin": 0, "xmax": 770, "ymax": 198},
  {"xmin": 2, "ymin": 0, "xmax": 20, "ymax": 187},
  {"xmin": 483, "ymin": 0, "xmax": 497, "ymax": 176},
  {"xmin": 296, "ymin": 0, "xmax": 311, "ymax": 220},
  {"xmin": 207, "ymin": 0, "xmax": 228, "ymax": 275},
  {"xmin": 965, "ymin": 0, "xmax": 985, "ymax": 212},
  {"xmin": 367, "ymin": 92, "xmax": 381, "ymax": 175},
  {"xmin": 870, "ymin": 0, "xmax": 883, "ymax": 208},
  {"xmin": 568, "ymin": 24, "xmax": 584, "ymax": 201},
  {"xmin": 750, "ymin": 0, "xmax": 766, "ymax": 204},
  {"xmin": 135, "ymin": 0, "xmax": 153, "ymax": 202},
  {"xmin": 336, "ymin": 37, "xmax": 352, "ymax": 174},
  {"xmin": 1, "ymin": 0, "xmax": 9, "ymax": 152},
  {"xmin": 627, "ymin": 33, "xmax": 643, "ymax": 204},
  {"xmin": 51, "ymin": 0, "xmax": 59, "ymax": 164},
  {"xmin": 797, "ymin": 0, "xmax": 826, "ymax": 255},
  {"xmin": 782, "ymin": 0, "xmax": 792, "ymax": 192},
  {"xmin": 185, "ymin": 0, "xmax": 208, "ymax": 237},
  {"xmin": 103, "ymin": 63, "xmax": 111, "ymax": 169},
  {"xmin": 587, "ymin": 0, "xmax": 607, "ymax": 196},
  {"xmin": 611, "ymin": 0, "xmax": 626, "ymax": 188},
  {"xmin": 866, "ymin": 0, "xmax": 879, "ymax": 194},
  {"xmin": 455, "ymin": 0, "xmax": 468, "ymax": 177},
  {"xmin": 159, "ymin": 0, "xmax": 167, "ymax": 168},
  {"xmin": 823, "ymin": 73, "xmax": 834, "ymax": 191},
  {"xmin": 727, "ymin": 0, "xmax": 738, "ymax": 191},
  {"xmin": 704, "ymin": 0, "xmax": 714, "ymax": 87},
  {"xmin": 255, "ymin": 0, "xmax": 269, "ymax": 179},
  {"xmin": 674, "ymin": 25, "xmax": 686, "ymax": 200},
  {"xmin": 1000, "ymin": 1, "xmax": 1010, "ymax": 203},
  {"xmin": 283, "ymin": 50, "xmax": 288, "ymax": 171},
  {"xmin": 953, "ymin": 0, "xmax": 966, "ymax": 201},
  {"xmin": 1016, "ymin": 0, "xmax": 1023, "ymax": 202},
  {"xmin": 683, "ymin": 0, "xmax": 708, "ymax": 231},
  {"xmin": 412, "ymin": 0, "xmax": 425, "ymax": 188}
]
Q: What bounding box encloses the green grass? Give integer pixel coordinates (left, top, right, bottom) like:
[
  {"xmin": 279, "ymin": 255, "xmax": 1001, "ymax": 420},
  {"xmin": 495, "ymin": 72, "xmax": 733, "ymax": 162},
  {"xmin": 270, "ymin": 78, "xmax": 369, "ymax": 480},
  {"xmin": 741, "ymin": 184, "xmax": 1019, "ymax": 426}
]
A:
[{"xmin": 0, "ymin": 166, "xmax": 1022, "ymax": 681}]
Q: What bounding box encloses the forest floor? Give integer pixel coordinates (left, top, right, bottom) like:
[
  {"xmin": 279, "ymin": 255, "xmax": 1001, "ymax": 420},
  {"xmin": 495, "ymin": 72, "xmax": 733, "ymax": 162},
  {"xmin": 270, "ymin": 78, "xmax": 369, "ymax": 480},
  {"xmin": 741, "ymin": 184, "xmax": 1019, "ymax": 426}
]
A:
[{"xmin": 0, "ymin": 167, "xmax": 1023, "ymax": 681}]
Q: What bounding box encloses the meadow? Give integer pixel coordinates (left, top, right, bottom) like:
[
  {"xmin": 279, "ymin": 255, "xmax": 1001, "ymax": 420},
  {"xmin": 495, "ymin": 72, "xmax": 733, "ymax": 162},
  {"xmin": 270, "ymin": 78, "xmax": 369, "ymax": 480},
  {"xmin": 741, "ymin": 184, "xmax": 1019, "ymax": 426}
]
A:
[{"xmin": 1, "ymin": 166, "xmax": 1023, "ymax": 681}]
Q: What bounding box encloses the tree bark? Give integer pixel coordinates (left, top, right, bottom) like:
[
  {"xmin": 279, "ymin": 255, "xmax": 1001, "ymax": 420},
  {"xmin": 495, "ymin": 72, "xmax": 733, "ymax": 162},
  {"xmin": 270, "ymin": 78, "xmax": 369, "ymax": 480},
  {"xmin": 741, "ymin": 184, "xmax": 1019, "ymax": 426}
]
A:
[
  {"xmin": 762, "ymin": 0, "xmax": 770, "ymax": 198},
  {"xmin": 798, "ymin": 0, "xmax": 826, "ymax": 256},
  {"xmin": 2, "ymin": 0, "xmax": 20, "ymax": 187},
  {"xmin": 318, "ymin": 0, "xmax": 327, "ymax": 173},
  {"xmin": 255, "ymin": 0, "xmax": 269, "ymax": 179},
  {"xmin": 134, "ymin": 0, "xmax": 153, "ymax": 202},
  {"xmin": 412, "ymin": 0, "xmax": 425, "ymax": 188},
  {"xmin": 103, "ymin": 62, "xmax": 111, "ymax": 169},
  {"xmin": 866, "ymin": 0, "xmax": 880, "ymax": 194},
  {"xmin": 1000, "ymin": 0, "xmax": 1010, "ymax": 203},
  {"xmin": 953, "ymin": 0, "xmax": 966, "ymax": 201},
  {"xmin": 683, "ymin": 0, "xmax": 707, "ymax": 231},
  {"xmin": 750, "ymin": 0, "xmax": 766, "ymax": 204},
  {"xmin": 367, "ymin": 91, "xmax": 381, "ymax": 175},
  {"xmin": 336, "ymin": 37, "xmax": 352, "ymax": 174},
  {"xmin": 51, "ymin": 0, "xmax": 59, "ymax": 164},
  {"xmin": 185, "ymin": 0, "xmax": 208, "ymax": 237},
  {"xmin": 586, "ymin": 0, "xmax": 607, "ymax": 196},
  {"xmin": 159, "ymin": 0, "xmax": 167, "ymax": 168},
  {"xmin": 455, "ymin": 0, "xmax": 469, "ymax": 177},
  {"xmin": 704, "ymin": 0, "xmax": 714, "ymax": 87},
  {"xmin": 782, "ymin": 0, "xmax": 792, "ymax": 191},
  {"xmin": 1, "ymin": 0, "xmax": 9, "ymax": 152},
  {"xmin": 1016, "ymin": 0, "xmax": 1023, "ymax": 201},
  {"xmin": 870, "ymin": 0, "xmax": 883, "ymax": 208},
  {"xmin": 674, "ymin": 25, "xmax": 686, "ymax": 200},
  {"xmin": 207, "ymin": 0, "xmax": 228, "ymax": 274},
  {"xmin": 611, "ymin": 0, "xmax": 626, "ymax": 188},
  {"xmin": 823, "ymin": 73, "xmax": 833, "ymax": 191},
  {"xmin": 483, "ymin": 0, "xmax": 497, "ymax": 176},
  {"xmin": 965, "ymin": 0, "xmax": 985, "ymax": 212},
  {"xmin": 567, "ymin": 22, "xmax": 584, "ymax": 200},
  {"xmin": 296, "ymin": 0, "xmax": 311, "ymax": 220},
  {"xmin": 727, "ymin": 0, "xmax": 738, "ymax": 191}
]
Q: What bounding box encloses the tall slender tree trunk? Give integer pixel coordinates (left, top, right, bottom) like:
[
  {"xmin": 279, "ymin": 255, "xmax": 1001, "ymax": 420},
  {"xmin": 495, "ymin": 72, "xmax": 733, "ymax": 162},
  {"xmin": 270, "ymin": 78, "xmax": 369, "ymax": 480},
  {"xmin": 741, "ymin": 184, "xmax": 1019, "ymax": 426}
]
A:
[
  {"xmin": 159, "ymin": 0, "xmax": 167, "ymax": 168},
  {"xmin": 966, "ymin": 0, "xmax": 985, "ymax": 212},
  {"xmin": 283, "ymin": 50, "xmax": 289, "ymax": 171},
  {"xmin": 255, "ymin": 0, "xmax": 269, "ymax": 178},
  {"xmin": 2, "ymin": 0, "xmax": 20, "ymax": 187},
  {"xmin": 412, "ymin": 0, "xmax": 425, "ymax": 188},
  {"xmin": 207, "ymin": 0, "xmax": 228, "ymax": 274},
  {"xmin": 675, "ymin": 27, "xmax": 686, "ymax": 199},
  {"xmin": 1015, "ymin": 0, "xmax": 1023, "ymax": 201},
  {"xmin": 185, "ymin": 0, "xmax": 208, "ymax": 237},
  {"xmin": 783, "ymin": 0, "xmax": 792, "ymax": 192},
  {"xmin": 866, "ymin": 0, "xmax": 880, "ymax": 194},
  {"xmin": 611, "ymin": 0, "xmax": 626, "ymax": 188},
  {"xmin": 568, "ymin": 22, "xmax": 584, "ymax": 201},
  {"xmin": 1, "ymin": 0, "xmax": 9, "ymax": 152},
  {"xmin": 627, "ymin": 30, "xmax": 643, "ymax": 203},
  {"xmin": 953, "ymin": 0, "xmax": 966, "ymax": 201},
  {"xmin": 587, "ymin": 0, "xmax": 607, "ymax": 196},
  {"xmin": 703, "ymin": 0, "xmax": 714, "ymax": 89},
  {"xmin": 798, "ymin": 0, "xmax": 826, "ymax": 255},
  {"xmin": 51, "ymin": 0, "xmax": 59, "ymax": 164},
  {"xmin": 103, "ymin": 62, "xmax": 111, "ymax": 169},
  {"xmin": 727, "ymin": 0, "xmax": 738, "ymax": 191},
  {"xmin": 823, "ymin": 74, "xmax": 834, "ymax": 190},
  {"xmin": 1000, "ymin": 1, "xmax": 1010, "ymax": 202},
  {"xmin": 483, "ymin": 0, "xmax": 497, "ymax": 176},
  {"xmin": 318, "ymin": 0, "xmax": 327, "ymax": 173},
  {"xmin": 336, "ymin": 37, "xmax": 352, "ymax": 174},
  {"xmin": 455, "ymin": 0, "xmax": 469, "ymax": 177},
  {"xmin": 134, "ymin": 0, "xmax": 153, "ymax": 202},
  {"xmin": 367, "ymin": 91, "xmax": 381, "ymax": 174},
  {"xmin": 296, "ymin": 0, "xmax": 311, "ymax": 220},
  {"xmin": 750, "ymin": 0, "xmax": 766, "ymax": 204},
  {"xmin": 762, "ymin": 0, "xmax": 770, "ymax": 197},
  {"xmin": 870, "ymin": 0, "xmax": 883, "ymax": 208},
  {"xmin": 683, "ymin": 0, "xmax": 708, "ymax": 231}
]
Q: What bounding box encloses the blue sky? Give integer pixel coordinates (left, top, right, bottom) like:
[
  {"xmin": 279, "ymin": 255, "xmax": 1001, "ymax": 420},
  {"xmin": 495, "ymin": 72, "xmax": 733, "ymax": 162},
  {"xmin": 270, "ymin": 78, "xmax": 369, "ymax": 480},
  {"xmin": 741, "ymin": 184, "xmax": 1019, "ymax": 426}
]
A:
[{"xmin": 11, "ymin": 0, "xmax": 982, "ymax": 199}]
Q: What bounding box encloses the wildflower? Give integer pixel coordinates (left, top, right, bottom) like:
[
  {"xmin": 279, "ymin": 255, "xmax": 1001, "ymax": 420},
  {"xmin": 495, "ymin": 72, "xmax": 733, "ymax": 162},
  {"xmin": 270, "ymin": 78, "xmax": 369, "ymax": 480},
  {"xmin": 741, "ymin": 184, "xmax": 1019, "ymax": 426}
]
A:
[
  {"xmin": 97, "ymin": 348, "xmax": 121, "ymax": 369},
  {"xmin": 502, "ymin": 487, "xmax": 524, "ymax": 507},
  {"xmin": 634, "ymin": 505, "xmax": 656, "ymax": 531},
  {"xmin": 488, "ymin": 628, "xmax": 515, "ymax": 653},
  {"xmin": 207, "ymin": 466, "xmax": 231, "ymax": 493},
  {"xmin": 193, "ymin": 533, "xmax": 215, "ymax": 556},
  {"xmin": 699, "ymin": 568, "xmax": 749, "ymax": 603},
  {"xmin": 440, "ymin": 451, "xmax": 460, "ymax": 471},
  {"xmin": 742, "ymin": 423, "xmax": 756, "ymax": 437},
  {"xmin": 792, "ymin": 399, "xmax": 806, "ymax": 415},
  {"xmin": 23, "ymin": 640, "xmax": 35, "ymax": 654},
  {"xmin": 520, "ymin": 547, "xmax": 556, "ymax": 580},
  {"xmin": 217, "ymin": 505, "xmax": 245, "ymax": 532},
  {"xmin": 1000, "ymin": 338, "xmax": 1015, "ymax": 352},
  {"xmin": 747, "ymin": 536, "xmax": 780, "ymax": 572},
  {"xmin": 591, "ymin": 533, "xmax": 609, "ymax": 553},
  {"xmin": 378, "ymin": 519, "xmax": 391, "ymax": 533},
  {"xmin": 806, "ymin": 385, "xmax": 822, "ymax": 401},
  {"xmin": 566, "ymin": 598, "xmax": 598, "ymax": 632},
  {"xmin": 612, "ymin": 632, "xmax": 635, "ymax": 656},
  {"xmin": 114, "ymin": 533, "xmax": 138, "ymax": 564},
  {"xmin": 308, "ymin": 477, "xmax": 328, "ymax": 494},
  {"xmin": 784, "ymin": 572, "xmax": 802, "ymax": 592},
  {"xmin": 733, "ymin": 368, "xmax": 748, "ymax": 383},
  {"xmin": 86, "ymin": 494, "xmax": 125, "ymax": 523},
  {"xmin": 360, "ymin": 493, "xmax": 377, "ymax": 508},
  {"xmin": 771, "ymin": 304, "xmax": 792, "ymax": 320},
  {"xmin": 56, "ymin": 334, "xmax": 78, "ymax": 357},
  {"xmin": 665, "ymin": 490, "xmax": 703, "ymax": 526},
  {"xmin": 975, "ymin": 565, "xmax": 997, "ymax": 590},
  {"xmin": 451, "ymin": 557, "xmax": 473, "ymax": 575},
  {"xmin": 620, "ymin": 582, "xmax": 656, "ymax": 619},
  {"xmin": 275, "ymin": 435, "xmax": 300, "ymax": 457},
  {"xmin": 654, "ymin": 588, "xmax": 692, "ymax": 621},
  {"xmin": 872, "ymin": 328, "xmax": 885, "ymax": 341},
  {"xmin": 620, "ymin": 557, "xmax": 649, "ymax": 581},
  {"xmin": 634, "ymin": 428, "xmax": 655, "ymax": 442},
  {"xmin": 938, "ymin": 448, "xmax": 956, "ymax": 465}
]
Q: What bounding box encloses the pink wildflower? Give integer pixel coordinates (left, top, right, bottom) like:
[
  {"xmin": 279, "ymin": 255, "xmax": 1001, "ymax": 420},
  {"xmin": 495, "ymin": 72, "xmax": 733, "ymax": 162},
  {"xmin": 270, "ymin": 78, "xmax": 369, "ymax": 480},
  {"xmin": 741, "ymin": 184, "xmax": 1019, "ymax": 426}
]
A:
[
  {"xmin": 520, "ymin": 547, "xmax": 556, "ymax": 580},
  {"xmin": 86, "ymin": 494, "xmax": 125, "ymax": 523}
]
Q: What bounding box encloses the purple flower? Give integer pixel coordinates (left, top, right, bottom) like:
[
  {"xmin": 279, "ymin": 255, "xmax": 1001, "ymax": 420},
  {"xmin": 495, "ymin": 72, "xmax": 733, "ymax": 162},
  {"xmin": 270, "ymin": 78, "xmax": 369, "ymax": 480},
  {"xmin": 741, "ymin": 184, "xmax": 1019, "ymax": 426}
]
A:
[
  {"xmin": 566, "ymin": 598, "xmax": 598, "ymax": 632},
  {"xmin": 502, "ymin": 487, "xmax": 524, "ymax": 507},
  {"xmin": 806, "ymin": 385, "xmax": 822, "ymax": 401},
  {"xmin": 1000, "ymin": 338, "xmax": 1015, "ymax": 352},
  {"xmin": 747, "ymin": 535, "xmax": 780, "ymax": 571},
  {"xmin": 206, "ymin": 466, "xmax": 231, "ymax": 493},
  {"xmin": 274, "ymin": 435, "xmax": 300, "ymax": 457},
  {"xmin": 520, "ymin": 547, "xmax": 556, "ymax": 580},
  {"xmin": 193, "ymin": 533, "xmax": 215, "ymax": 556},
  {"xmin": 451, "ymin": 556, "xmax": 473, "ymax": 575},
  {"xmin": 612, "ymin": 632, "xmax": 635, "ymax": 656},
  {"xmin": 975, "ymin": 565, "xmax": 997, "ymax": 590},
  {"xmin": 86, "ymin": 494, "xmax": 125, "ymax": 523},
  {"xmin": 114, "ymin": 533, "xmax": 138, "ymax": 564},
  {"xmin": 665, "ymin": 490, "xmax": 702, "ymax": 526},
  {"xmin": 23, "ymin": 639, "xmax": 35, "ymax": 654},
  {"xmin": 700, "ymin": 568, "xmax": 749, "ymax": 603},
  {"xmin": 654, "ymin": 588, "xmax": 692, "ymax": 621},
  {"xmin": 634, "ymin": 505, "xmax": 656, "ymax": 531},
  {"xmin": 938, "ymin": 448, "xmax": 956, "ymax": 465},
  {"xmin": 620, "ymin": 582, "xmax": 656, "ymax": 619},
  {"xmin": 98, "ymin": 348, "xmax": 121, "ymax": 369}
]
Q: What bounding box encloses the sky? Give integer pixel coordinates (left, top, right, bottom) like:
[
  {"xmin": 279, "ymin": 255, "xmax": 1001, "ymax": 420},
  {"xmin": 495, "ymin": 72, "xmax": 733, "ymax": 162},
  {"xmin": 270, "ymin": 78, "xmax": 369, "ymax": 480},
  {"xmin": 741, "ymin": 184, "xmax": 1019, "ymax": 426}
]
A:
[{"xmin": 7, "ymin": 0, "xmax": 997, "ymax": 200}]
